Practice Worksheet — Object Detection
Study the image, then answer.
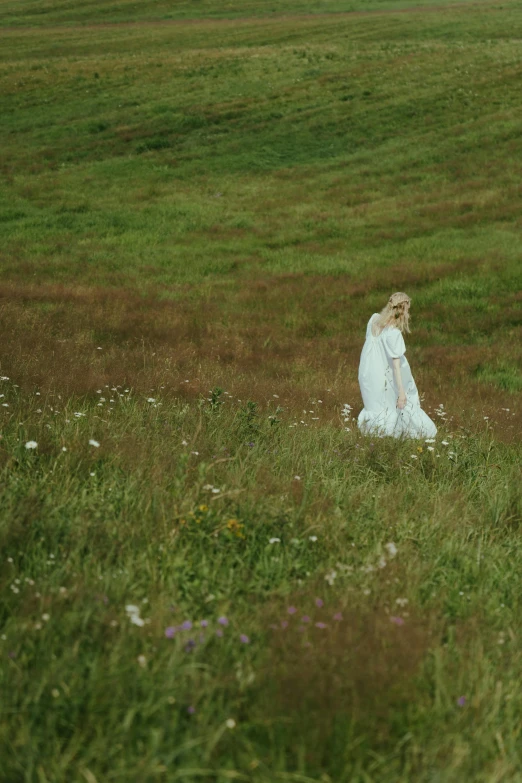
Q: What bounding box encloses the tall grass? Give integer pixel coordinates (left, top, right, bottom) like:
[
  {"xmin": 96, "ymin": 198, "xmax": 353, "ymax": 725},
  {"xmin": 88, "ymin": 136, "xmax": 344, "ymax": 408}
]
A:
[{"xmin": 1, "ymin": 368, "xmax": 521, "ymax": 780}]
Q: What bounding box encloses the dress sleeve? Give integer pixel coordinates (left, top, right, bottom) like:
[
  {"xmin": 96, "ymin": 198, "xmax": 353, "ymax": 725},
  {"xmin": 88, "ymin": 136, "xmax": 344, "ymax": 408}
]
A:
[{"xmin": 383, "ymin": 328, "xmax": 406, "ymax": 359}]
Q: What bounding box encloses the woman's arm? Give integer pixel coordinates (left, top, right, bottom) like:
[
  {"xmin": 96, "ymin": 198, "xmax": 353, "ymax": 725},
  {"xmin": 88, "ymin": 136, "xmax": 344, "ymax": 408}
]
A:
[{"xmin": 392, "ymin": 358, "xmax": 407, "ymax": 409}]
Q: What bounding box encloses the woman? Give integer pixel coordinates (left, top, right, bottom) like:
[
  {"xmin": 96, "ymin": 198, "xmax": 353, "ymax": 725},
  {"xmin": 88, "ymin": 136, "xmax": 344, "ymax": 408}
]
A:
[{"xmin": 357, "ymin": 292, "xmax": 437, "ymax": 438}]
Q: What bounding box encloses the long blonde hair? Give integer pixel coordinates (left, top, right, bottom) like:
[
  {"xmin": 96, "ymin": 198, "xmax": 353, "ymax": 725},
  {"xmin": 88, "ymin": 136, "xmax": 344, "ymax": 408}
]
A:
[{"xmin": 373, "ymin": 292, "xmax": 411, "ymax": 335}]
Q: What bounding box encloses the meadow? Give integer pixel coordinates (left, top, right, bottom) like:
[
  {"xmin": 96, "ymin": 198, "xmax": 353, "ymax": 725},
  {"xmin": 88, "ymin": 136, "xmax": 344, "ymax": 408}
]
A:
[{"xmin": 0, "ymin": 0, "xmax": 521, "ymax": 780}]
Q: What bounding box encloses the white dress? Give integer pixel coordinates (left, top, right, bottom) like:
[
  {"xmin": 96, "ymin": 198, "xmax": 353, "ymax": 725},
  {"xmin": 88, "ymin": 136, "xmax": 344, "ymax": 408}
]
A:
[{"xmin": 357, "ymin": 313, "xmax": 437, "ymax": 439}]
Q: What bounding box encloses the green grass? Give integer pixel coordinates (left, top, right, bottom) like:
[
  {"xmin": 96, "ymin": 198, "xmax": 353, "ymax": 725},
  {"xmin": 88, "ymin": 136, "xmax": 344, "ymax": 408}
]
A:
[
  {"xmin": 0, "ymin": 0, "xmax": 484, "ymax": 26},
  {"xmin": 1, "ymin": 383, "xmax": 521, "ymax": 782},
  {"xmin": 1, "ymin": 0, "xmax": 522, "ymax": 292},
  {"xmin": 1, "ymin": 0, "xmax": 522, "ymax": 780}
]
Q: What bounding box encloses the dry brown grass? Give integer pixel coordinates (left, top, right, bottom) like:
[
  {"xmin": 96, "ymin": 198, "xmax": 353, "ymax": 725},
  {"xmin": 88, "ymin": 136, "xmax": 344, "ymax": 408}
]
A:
[{"xmin": 0, "ymin": 274, "xmax": 519, "ymax": 440}]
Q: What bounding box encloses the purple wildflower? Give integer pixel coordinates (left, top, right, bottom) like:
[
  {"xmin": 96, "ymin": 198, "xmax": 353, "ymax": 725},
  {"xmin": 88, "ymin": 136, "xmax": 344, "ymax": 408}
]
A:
[
  {"xmin": 240, "ymin": 634, "xmax": 250, "ymax": 644},
  {"xmin": 287, "ymin": 606, "xmax": 297, "ymax": 615},
  {"xmin": 281, "ymin": 620, "xmax": 288, "ymax": 629},
  {"xmin": 180, "ymin": 620, "xmax": 192, "ymax": 631},
  {"xmin": 333, "ymin": 612, "xmax": 343, "ymax": 621},
  {"xmin": 457, "ymin": 696, "xmax": 466, "ymax": 707},
  {"xmin": 218, "ymin": 616, "xmax": 229, "ymax": 626},
  {"xmin": 315, "ymin": 622, "xmax": 327, "ymax": 629},
  {"xmin": 185, "ymin": 638, "xmax": 196, "ymax": 652},
  {"xmin": 187, "ymin": 705, "xmax": 195, "ymax": 714},
  {"xmin": 164, "ymin": 626, "xmax": 176, "ymax": 638},
  {"xmin": 390, "ymin": 616, "xmax": 405, "ymax": 626},
  {"xmin": 315, "ymin": 598, "xmax": 324, "ymax": 608},
  {"xmin": 216, "ymin": 628, "xmax": 224, "ymax": 637},
  {"xmin": 200, "ymin": 619, "xmax": 208, "ymax": 628},
  {"xmin": 301, "ymin": 615, "xmax": 310, "ymax": 623}
]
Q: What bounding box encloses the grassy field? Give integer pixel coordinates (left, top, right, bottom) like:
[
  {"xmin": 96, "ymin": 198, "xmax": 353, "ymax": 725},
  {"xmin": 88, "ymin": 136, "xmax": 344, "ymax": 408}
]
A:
[{"xmin": 1, "ymin": 0, "xmax": 522, "ymax": 780}]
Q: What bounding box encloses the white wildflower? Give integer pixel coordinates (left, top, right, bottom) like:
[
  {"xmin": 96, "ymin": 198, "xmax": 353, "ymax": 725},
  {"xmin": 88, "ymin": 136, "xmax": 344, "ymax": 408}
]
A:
[
  {"xmin": 88, "ymin": 439, "xmax": 100, "ymax": 448},
  {"xmin": 385, "ymin": 542, "xmax": 398, "ymax": 558},
  {"xmin": 225, "ymin": 718, "xmax": 236, "ymax": 729},
  {"xmin": 137, "ymin": 655, "xmax": 147, "ymax": 668},
  {"xmin": 25, "ymin": 441, "xmax": 38, "ymax": 450},
  {"xmin": 147, "ymin": 398, "xmax": 156, "ymax": 403},
  {"xmin": 268, "ymin": 537, "xmax": 281, "ymax": 544},
  {"xmin": 309, "ymin": 535, "xmax": 318, "ymax": 542}
]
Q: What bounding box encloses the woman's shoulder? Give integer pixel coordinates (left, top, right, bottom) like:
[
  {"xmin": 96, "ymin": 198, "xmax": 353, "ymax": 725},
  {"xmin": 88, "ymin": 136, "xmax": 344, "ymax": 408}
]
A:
[
  {"xmin": 382, "ymin": 323, "xmax": 404, "ymax": 335},
  {"xmin": 382, "ymin": 325, "xmax": 406, "ymax": 356},
  {"xmin": 368, "ymin": 313, "xmax": 380, "ymax": 335}
]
